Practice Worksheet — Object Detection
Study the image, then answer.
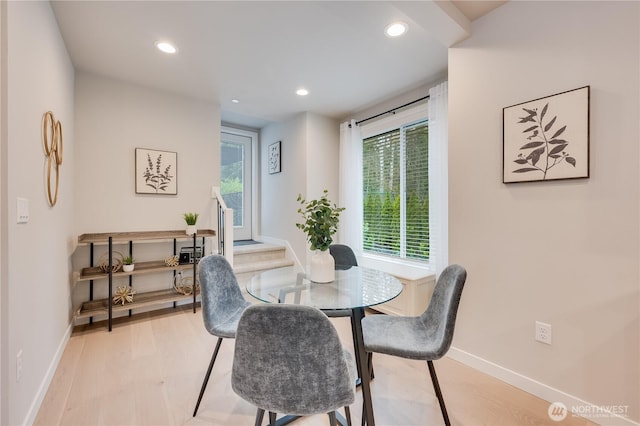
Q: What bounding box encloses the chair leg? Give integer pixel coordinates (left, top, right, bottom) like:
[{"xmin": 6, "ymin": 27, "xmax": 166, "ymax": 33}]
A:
[
  {"xmin": 328, "ymin": 411, "xmax": 338, "ymax": 426},
  {"xmin": 367, "ymin": 352, "xmax": 374, "ymax": 380},
  {"xmin": 254, "ymin": 408, "xmax": 265, "ymax": 426},
  {"xmin": 193, "ymin": 337, "xmax": 224, "ymax": 416},
  {"xmin": 268, "ymin": 411, "xmax": 277, "ymax": 426},
  {"xmin": 427, "ymin": 360, "xmax": 451, "ymax": 426},
  {"xmin": 344, "ymin": 406, "xmax": 352, "ymax": 426}
]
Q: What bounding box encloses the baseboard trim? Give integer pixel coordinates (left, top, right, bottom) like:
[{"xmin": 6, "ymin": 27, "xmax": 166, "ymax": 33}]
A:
[
  {"xmin": 22, "ymin": 322, "xmax": 73, "ymax": 426},
  {"xmin": 448, "ymin": 347, "xmax": 639, "ymax": 426}
]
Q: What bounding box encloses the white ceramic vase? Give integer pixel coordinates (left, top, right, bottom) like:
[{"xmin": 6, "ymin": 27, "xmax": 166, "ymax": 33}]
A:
[
  {"xmin": 310, "ymin": 250, "xmax": 335, "ymax": 283},
  {"xmin": 122, "ymin": 264, "xmax": 135, "ymax": 272},
  {"xmin": 186, "ymin": 225, "xmax": 197, "ymax": 235}
]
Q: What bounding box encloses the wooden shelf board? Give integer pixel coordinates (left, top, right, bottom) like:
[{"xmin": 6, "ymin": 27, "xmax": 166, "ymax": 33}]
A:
[
  {"xmin": 75, "ymin": 288, "xmax": 199, "ymax": 320},
  {"xmin": 78, "ymin": 260, "xmax": 197, "ymax": 282},
  {"xmin": 78, "ymin": 229, "xmax": 216, "ymax": 245}
]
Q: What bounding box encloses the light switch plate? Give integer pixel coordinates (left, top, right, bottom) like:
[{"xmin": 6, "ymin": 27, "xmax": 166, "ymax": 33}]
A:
[{"xmin": 17, "ymin": 198, "xmax": 29, "ymax": 223}]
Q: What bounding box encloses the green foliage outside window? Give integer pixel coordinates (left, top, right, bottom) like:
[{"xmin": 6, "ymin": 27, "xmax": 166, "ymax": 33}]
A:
[{"xmin": 362, "ymin": 121, "xmax": 429, "ymax": 261}]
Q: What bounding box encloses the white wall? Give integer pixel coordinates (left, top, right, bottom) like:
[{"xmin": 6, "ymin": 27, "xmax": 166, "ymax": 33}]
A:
[
  {"xmin": 260, "ymin": 112, "xmax": 339, "ymax": 265},
  {"xmin": 0, "ymin": 1, "xmax": 7, "ymax": 423},
  {"xmin": 5, "ymin": 2, "xmax": 75, "ymax": 424},
  {"xmin": 75, "ymin": 73, "xmax": 219, "ymax": 233},
  {"xmin": 305, "ymin": 113, "xmax": 340, "ymax": 212},
  {"xmin": 449, "ymin": 1, "xmax": 639, "ymax": 423}
]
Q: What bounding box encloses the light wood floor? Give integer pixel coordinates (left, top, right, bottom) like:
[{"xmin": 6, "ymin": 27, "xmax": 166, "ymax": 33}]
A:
[{"xmin": 34, "ymin": 306, "xmax": 597, "ymax": 426}]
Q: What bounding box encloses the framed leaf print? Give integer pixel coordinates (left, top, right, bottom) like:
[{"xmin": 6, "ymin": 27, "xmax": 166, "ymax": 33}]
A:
[
  {"xmin": 135, "ymin": 148, "xmax": 177, "ymax": 194},
  {"xmin": 268, "ymin": 141, "xmax": 281, "ymax": 174},
  {"xmin": 503, "ymin": 86, "xmax": 590, "ymax": 183}
]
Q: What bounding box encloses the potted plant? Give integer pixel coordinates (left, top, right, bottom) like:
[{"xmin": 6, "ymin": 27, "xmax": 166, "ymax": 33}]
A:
[
  {"xmin": 184, "ymin": 212, "xmax": 199, "ymax": 235},
  {"xmin": 122, "ymin": 255, "xmax": 135, "ymax": 272},
  {"xmin": 296, "ymin": 189, "xmax": 345, "ymax": 282}
]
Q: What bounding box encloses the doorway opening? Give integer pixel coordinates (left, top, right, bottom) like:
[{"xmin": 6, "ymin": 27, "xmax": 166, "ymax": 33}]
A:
[{"xmin": 220, "ymin": 126, "xmax": 257, "ymax": 241}]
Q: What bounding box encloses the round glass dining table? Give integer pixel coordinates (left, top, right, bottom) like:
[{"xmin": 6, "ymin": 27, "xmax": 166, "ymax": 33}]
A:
[
  {"xmin": 246, "ymin": 265, "xmax": 403, "ymax": 426},
  {"xmin": 246, "ymin": 265, "xmax": 403, "ymax": 312}
]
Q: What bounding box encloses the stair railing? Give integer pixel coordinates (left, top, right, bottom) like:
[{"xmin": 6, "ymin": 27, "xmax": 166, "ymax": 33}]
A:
[{"xmin": 211, "ymin": 186, "xmax": 234, "ymax": 267}]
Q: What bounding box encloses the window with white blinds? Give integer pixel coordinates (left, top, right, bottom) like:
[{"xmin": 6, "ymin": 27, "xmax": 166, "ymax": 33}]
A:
[{"xmin": 362, "ymin": 120, "xmax": 429, "ymax": 261}]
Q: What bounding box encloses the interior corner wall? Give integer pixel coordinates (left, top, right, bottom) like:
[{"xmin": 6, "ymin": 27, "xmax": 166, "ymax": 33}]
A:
[
  {"xmin": 448, "ymin": 1, "xmax": 639, "ymax": 422},
  {"xmin": 260, "ymin": 112, "xmax": 339, "ymax": 266},
  {"xmin": 260, "ymin": 113, "xmax": 308, "ymax": 263},
  {"xmin": 6, "ymin": 2, "xmax": 75, "ymax": 424}
]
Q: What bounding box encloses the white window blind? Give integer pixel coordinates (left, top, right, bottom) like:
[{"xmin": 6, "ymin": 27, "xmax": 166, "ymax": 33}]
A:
[{"xmin": 362, "ymin": 120, "xmax": 429, "ymax": 261}]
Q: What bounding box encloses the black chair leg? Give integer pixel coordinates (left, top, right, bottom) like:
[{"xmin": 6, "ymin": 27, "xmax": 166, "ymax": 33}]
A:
[
  {"xmin": 268, "ymin": 411, "xmax": 277, "ymax": 426},
  {"xmin": 427, "ymin": 360, "xmax": 451, "ymax": 426},
  {"xmin": 254, "ymin": 408, "xmax": 265, "ymax": 426},
  {"xmin": 328, "ymin": 411, "xmax": 338, "ymax": 426},
  {"xmin": 193, "ymin": 337, "xmax": 224, "ymax": 416},
  {"xmin": 367, "ymin": 352, "xmax": 374, "ymax": 380},
  {"xmin": 344, "ymin": 406, "xmax": 352, "ymax": 426}
]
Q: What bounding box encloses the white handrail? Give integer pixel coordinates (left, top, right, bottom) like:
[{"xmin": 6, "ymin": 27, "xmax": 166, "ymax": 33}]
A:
[{"xmin": 211, "ymin": 186, "xmax": 234, "ymax": 267}]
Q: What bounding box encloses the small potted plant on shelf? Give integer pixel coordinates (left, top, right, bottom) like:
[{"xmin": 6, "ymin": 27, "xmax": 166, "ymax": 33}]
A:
[
  {"xmin": 122, "ymin": 255, "xmax": 135, "ymax": 272},
  {"xmin": 184, "ymin": 212, "xmax": 199, "ymax": 235},
  {"xmin": 296, "ymin": 189, "xmax": 345, "ymax": 283}
]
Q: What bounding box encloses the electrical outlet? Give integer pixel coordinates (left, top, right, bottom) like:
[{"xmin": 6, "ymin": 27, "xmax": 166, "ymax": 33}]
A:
[
  {"xmin": 16, "ymin": 350, "xmax": 23, "ymax": 382},
  {"xmin": 535, "ymin": 321, "xmax": 552, "ymax": 345}
]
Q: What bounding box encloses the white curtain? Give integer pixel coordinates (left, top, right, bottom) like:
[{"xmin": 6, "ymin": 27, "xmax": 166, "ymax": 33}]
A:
[
  {"xmin": 428, "ymin": 81, "xmax": 449, "ymax": 275},
  {"xmin": 338, "ymin": 120, "xmax": 363, "ymax": 256}
]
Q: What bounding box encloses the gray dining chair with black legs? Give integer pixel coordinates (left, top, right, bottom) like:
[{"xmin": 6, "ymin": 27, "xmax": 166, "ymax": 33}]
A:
[
  {"xmin": 232, "ymin": 304, "xmax": 357, "ymax": 426},
  {"xmin": 361, "ymin": 264, "xmax": 467, "ymax": 426},
  {"xmin": 192, "ymin": 255, "xmax": 251, "ymax": 417},
  {"xmin": 329, "ymin": 244, "xmax": 358, "ymax": 270}
]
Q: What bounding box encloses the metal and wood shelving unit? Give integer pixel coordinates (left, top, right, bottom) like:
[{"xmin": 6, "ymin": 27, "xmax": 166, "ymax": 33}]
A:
[{"xmin": 76, "ymin": 229, "xmax": 216, "ymax": 331}]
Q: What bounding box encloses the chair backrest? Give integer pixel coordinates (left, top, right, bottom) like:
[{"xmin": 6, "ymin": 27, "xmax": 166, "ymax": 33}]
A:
[
  {"xmin": 232, "ymin": 304, "xmax": 355, "ymax": 416},
  {"xmin": 419, "ymin": 264, "xmax": 467, "ymax": 359},
  {"xmin": 198, "ymin": 254, "xmax": 250, "ymax": 338},
  {"xmin": 329, "ymin": 244, "xmax": 358, "ymax": 270}
]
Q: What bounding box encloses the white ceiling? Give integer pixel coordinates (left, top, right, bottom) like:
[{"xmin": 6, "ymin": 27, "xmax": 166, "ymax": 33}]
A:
[{"xmin": 51, "ymin": 1, "xmax": 504, "ymax": 129}]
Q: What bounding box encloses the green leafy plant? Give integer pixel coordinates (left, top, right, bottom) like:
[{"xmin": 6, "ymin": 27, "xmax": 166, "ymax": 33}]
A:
[
  {"xmin": 296, "ymin": 190, "xmax": 345, "ymax": 252},
  {"xmin": 123, "ymin": 255, "xmax": 135, "ymax": 265},
  {"xmin": 183, "ymin": 212, "xmax": 199, "ymax": 226}
]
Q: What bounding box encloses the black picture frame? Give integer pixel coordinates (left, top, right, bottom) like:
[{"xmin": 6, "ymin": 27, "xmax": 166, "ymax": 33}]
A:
[
  {"xmin": 503, "ymin": 86, "xmax": 590, "ymax": 183},
  {"xmin": 135, "ymin": 148, "xmax": 178, "ymax": 194},
  {"xmin": 268, "ymin": 141, "xmax": 281, "ymax": 174}
]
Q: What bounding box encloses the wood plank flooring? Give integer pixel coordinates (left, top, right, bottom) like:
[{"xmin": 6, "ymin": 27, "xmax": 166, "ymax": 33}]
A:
[{"xmin": 34, "ymin": 306, "xmax": 597, "ymax": 426}]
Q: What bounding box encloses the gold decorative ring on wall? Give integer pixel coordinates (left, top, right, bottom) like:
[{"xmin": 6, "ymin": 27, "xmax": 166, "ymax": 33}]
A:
[{"xmin": 42, "ymin": 111, "xmax": 63, "ymax": 206}]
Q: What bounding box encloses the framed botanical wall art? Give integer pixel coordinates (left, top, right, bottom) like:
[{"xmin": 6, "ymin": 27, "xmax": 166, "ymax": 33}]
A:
[
  {"xmin": 135, "ymin": 148, "xmax": 177, "ymax": 194},
  {"xmin": 268, "ymin": 141, "xmax": 281, "ymax": 174},
  {"xmin": 503, "ymin": 86, "xmax": 590, "ymax": 183}
]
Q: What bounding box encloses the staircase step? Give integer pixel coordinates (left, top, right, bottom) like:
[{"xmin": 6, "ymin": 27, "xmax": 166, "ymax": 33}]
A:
[
  {"xmin": 234, "ymin": 257, "xmax": 294, "ymax": 275},
  {"xmin": 233, "ymin": 243, "xmax": 287, "ymax": 265}
]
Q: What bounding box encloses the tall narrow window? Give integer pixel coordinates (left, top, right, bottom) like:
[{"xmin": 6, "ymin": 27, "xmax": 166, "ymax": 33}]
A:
[{"xmin": 362, "ymin": 120, "xmax": 429, "ymax": 261}]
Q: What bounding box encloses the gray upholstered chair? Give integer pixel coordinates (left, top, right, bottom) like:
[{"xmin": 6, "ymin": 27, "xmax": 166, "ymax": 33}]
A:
[
  {"xmin": 361, "ymin": 264, "xmax": 467, "ymax": 426},
  {"xmin": 192, "ymin": 254, "xmax": 251, "ymax": 417},
  {"xmin": 232, "ymin": 304, "xmax": 356, "ymax": 426},
  {"xmin": 326, "ymin": 244, "xmax": 358, "ymax": 319},
  {"xmin": 329, "ymin": 244, "xmax": 358, "ymax": 270}
]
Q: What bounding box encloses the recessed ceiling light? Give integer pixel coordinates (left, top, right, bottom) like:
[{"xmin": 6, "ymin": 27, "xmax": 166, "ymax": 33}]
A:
[
  {"xmin": 385, "ymin": 21, "xmax": 408, "ymax": 37},
  {"xmin": 296, "ymin": 88, "xmax": 309, "ymax": 96},
  {"xmin": 231, "ymin": 99, "xmax": 240, "ymax": 104},
  {"xmin": 155, "ymin": 41, "xmax": 177, "ymax": 54}
]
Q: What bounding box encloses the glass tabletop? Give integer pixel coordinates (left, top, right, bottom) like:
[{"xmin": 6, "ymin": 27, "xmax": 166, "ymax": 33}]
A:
[{"xmin": 246, "ymin": 265, "xmax": 403, "ymax": 312}]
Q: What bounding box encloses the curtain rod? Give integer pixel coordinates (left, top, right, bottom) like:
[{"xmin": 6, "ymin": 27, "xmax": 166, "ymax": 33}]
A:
[{"xmin": 352, "ymin": 95, "xmax": 430, "ymax": 127}]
